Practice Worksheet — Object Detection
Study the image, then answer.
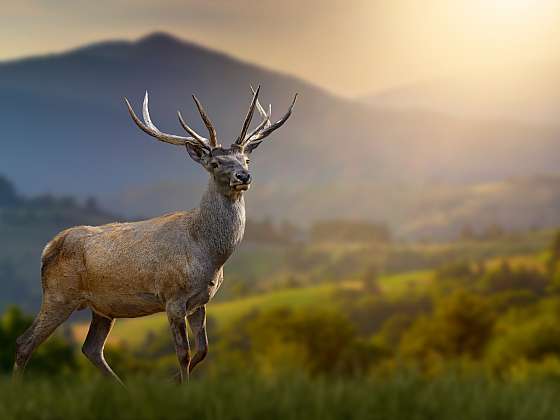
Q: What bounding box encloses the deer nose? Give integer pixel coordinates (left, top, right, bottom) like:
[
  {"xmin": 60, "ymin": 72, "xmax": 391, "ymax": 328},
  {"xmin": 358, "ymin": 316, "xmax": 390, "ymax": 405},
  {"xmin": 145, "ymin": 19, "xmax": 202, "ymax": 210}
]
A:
[{"xmin": 236, "ymin": 172, "xmax": 251, "ymax": 184}]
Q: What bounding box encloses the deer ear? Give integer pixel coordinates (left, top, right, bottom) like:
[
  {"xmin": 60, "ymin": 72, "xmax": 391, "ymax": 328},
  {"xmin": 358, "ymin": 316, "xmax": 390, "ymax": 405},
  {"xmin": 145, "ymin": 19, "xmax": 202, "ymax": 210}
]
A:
[{"xmin": 185, "ymin": 143, "xmax": 209, "ymax": 164}]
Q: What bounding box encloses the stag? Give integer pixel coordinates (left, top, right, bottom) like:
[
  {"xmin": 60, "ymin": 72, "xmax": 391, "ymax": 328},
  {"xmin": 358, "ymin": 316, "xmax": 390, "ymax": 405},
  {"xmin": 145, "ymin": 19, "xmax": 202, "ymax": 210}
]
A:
[{"xmin": 13, "ymin": 86, "xmax": 297, "ymax": 384}]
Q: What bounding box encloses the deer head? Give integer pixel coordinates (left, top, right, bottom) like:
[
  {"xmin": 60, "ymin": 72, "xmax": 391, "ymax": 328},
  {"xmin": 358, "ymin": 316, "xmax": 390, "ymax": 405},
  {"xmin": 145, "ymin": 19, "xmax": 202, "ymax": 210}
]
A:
[{"xmin": 125, "ymin": 86, "xmax": 297, "ymax": 193}]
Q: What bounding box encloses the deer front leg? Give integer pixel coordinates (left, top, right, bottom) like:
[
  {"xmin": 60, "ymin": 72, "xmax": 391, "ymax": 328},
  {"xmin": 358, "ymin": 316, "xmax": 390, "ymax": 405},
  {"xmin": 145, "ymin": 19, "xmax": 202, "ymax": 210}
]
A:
[
  {"xmin": 188, "ymin": 306, "xmax": 208, "ymax": 373},
  {"xmin": 166, "ymin": 300, "xmax": 191, "ymax": 384}
]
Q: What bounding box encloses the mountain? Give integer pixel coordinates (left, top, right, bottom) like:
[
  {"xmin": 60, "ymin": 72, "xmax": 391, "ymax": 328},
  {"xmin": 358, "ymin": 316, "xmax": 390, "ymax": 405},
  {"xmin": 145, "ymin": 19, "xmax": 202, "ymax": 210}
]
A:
[
  {"xmin": 0, "ymin": 32, "xmax": 346, "ymax": 197},
  {"xmin": 1, "ymin": 32, "xmax": 560, "ymax": 236},
  {"xmin": 363, "ymin": 60, "xmax": 560, "ymax": 125}
]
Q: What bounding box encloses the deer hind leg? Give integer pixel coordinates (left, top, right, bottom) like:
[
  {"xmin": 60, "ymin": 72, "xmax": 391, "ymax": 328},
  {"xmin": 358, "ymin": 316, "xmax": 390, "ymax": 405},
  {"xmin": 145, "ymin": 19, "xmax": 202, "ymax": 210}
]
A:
[
  {"xmin": 13, "ymin": 295, "xmax": 77, "ymax": 379},
  {"xmin": 188, "ymin": 306, "xmax": 208, "ymax": 373},
  {"xmin": 82, "ymin": 311, "xmax": 124, "ymax": 386}
]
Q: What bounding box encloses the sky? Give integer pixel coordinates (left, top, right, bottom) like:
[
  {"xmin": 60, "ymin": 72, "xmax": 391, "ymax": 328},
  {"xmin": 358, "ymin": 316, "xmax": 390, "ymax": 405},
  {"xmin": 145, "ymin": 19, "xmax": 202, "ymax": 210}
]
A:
[{"xmin": 1, "ymin": 0, "xmax": 559, "ymax": 97}]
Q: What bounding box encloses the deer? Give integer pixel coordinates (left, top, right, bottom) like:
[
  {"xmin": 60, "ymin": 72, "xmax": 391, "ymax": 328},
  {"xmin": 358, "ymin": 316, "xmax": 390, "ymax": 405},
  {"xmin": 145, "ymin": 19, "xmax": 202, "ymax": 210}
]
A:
[{"xmin": 13, "ymin": 86, "xmax": 297, "ymax": 384}]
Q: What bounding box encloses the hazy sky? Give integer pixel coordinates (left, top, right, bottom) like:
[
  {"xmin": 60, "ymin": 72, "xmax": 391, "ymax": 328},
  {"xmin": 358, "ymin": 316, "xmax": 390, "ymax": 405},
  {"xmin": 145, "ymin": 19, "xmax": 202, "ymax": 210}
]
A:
[{"xmin": 1, "ymin": 0, "xmax": 559, "ymax": 96}]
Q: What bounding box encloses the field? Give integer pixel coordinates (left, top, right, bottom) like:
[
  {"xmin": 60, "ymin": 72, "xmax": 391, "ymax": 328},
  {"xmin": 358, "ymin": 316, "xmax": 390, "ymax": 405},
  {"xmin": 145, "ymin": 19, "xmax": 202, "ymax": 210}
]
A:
[{"xmin": 2, "ymin": 374, "xmax": 560, "ymax": 420}]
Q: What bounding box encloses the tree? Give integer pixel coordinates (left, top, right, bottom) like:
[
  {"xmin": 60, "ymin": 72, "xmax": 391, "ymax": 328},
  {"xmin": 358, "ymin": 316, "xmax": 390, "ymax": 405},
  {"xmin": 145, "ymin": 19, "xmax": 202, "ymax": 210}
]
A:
[
  {"xmin": 399, "ymin": 290, "xmax": 496, "ymax": 364},
  {"xmin": 480, "ymin": 262, "xmax": 548, "ymax": 295}
]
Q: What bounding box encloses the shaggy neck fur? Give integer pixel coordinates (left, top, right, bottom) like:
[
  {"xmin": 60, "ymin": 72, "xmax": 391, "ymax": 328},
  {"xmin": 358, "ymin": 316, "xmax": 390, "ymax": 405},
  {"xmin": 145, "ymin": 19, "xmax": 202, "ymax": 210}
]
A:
[{"xmin": 193, "ymin": 177, "xmax": 246, "ymax": 266}]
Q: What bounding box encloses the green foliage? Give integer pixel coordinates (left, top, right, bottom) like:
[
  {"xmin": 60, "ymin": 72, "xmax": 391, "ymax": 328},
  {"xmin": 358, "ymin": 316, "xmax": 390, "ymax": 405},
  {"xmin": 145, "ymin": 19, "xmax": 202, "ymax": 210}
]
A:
[
  {"xmin": 400, "ymin": 291, "xmax": 496, "ymax": 363},
  {"xmin": 0, "ymin": 306, "xmax": 30, "ymax": 372},
  {"xmin": 214, "ymin": 307, "xmax": 381, "ymax": 377},
  {"xmin": 487, "ymin": 298, "xmax": 560, "ymax": 374},
  {"xmin": 479, "ymin": 261, "xmax": 548, "ymax": 295}
]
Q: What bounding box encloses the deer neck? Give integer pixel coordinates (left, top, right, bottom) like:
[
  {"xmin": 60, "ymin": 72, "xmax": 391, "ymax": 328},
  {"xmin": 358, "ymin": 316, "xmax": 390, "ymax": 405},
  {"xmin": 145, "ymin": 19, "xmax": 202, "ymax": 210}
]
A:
[{"xmin": 194, "ymin": 177, "xmax": 246, "ymax": 265}]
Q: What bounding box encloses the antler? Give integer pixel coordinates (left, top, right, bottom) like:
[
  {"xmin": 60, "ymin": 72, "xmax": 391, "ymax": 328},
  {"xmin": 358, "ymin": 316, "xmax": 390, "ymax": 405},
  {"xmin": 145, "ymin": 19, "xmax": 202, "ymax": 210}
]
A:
[
  {"xmin": 178, "ymin": 95, "xmax": 219, "ymax": 148},
  {"xmin": 125, "ymin": 92, "xmax": 211, "ymax": 151},
  {"xmin": 235, "ymin": 87, "xmax": 298, "ymax": 150},
  {"xmin": 245, "ymin": 85, "xmax": 272, "ymax": 141},
  {"xmin": 235, "ymin": 85, "xmax": 261, "ymax": 146},
  {"xmin": 126, "ymin": 88, "xmax": 296, "ymax": 153}
]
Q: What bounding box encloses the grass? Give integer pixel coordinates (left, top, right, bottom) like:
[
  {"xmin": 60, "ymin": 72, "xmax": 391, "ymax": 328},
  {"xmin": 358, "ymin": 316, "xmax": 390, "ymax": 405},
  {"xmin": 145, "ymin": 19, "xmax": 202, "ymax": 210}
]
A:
[
  {"xmin": 378, "ymin": 269, "xmax": 433, "ymax": 295},
  {"xmin": 2, "ymin": 374, "xmax": 560, "ymax": 420}
]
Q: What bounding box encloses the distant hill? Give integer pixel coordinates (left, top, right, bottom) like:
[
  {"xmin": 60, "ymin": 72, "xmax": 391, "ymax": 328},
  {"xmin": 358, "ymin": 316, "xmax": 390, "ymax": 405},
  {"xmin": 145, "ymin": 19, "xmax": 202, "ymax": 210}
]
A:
[
  {"xmin": 1, "ymin": 32, "xmax": 560, "ymax": 234},
  {"xmin": 109, "ymin": 175, "xmax": 560, "ymax": 240},
  {"xmin": 362, "ymin": 61, "xmax": 560, "ymax": 125}
]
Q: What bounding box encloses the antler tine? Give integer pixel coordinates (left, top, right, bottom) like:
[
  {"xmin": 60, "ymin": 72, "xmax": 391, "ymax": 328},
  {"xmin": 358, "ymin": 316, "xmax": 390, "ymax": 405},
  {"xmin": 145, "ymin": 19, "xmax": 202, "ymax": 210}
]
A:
[
  {"xmin": 176, "ymin": 110, "xmax": 211, "ymax": 149},
  {"xmin": 245, "ymin": 93, "xmax": 298, "ymax": 146},
  {"xmin": 241, "ymin": 85, "xmax": 272, "ymax": 143},
  {"xmin": 235, "ymin": 85, "xmax": 261, "ymax": 145},
  {"xmin": 192, "ymin": 95, "xmax": 219, "ymax": 148},
  {"xmin": 245, "ymin": 103, "xmax": 271, "ymax": 144},
  {"xmin": 250, "ymin": 85, "xmax": 270, "ymax": 121},
  {"xmin": 125, "ymin": 92, "xmax": 209, "ymax": 150}
]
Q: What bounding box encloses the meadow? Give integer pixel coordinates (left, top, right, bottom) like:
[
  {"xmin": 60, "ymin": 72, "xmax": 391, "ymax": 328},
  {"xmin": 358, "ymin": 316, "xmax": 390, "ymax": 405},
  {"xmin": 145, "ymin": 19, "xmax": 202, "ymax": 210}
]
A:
[{"xmin": 2, "ymin": 374, "xmax": 560, "ymax": 420}]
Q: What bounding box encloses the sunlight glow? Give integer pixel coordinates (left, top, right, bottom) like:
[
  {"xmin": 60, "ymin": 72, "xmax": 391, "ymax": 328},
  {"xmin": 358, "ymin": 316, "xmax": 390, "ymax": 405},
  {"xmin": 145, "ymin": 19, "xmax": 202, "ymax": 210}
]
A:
[
  {"xmin": 475, "ymin": 0, "xmax": 559, "ymax": 22},
  {"xmin": 488, "ymin": 0, "xmax": 543, "ymax": 13}
]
